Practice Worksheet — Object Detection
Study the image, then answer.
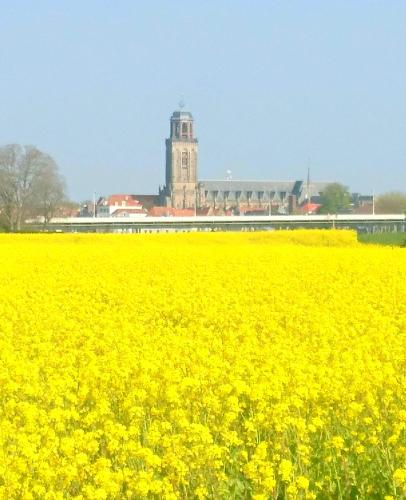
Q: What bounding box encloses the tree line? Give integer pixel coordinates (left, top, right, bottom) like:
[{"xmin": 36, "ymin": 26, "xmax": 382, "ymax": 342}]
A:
[
  {"xmin": 313, "ymin": 183, "xmax": 406, "ymax": 215},
  {"xmin": 0, "ymin": 144, "xmax": 65, "ymax": 231}
]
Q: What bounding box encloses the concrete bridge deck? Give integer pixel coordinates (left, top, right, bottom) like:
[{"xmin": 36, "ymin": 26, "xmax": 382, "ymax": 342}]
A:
[{"xmin": 32, "ymin": 214, "xmax": 406, "ymax": 233}]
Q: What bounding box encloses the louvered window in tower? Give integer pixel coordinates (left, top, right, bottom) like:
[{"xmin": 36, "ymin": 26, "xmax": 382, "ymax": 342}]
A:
[{"xmin": 181, "ymin": 152, "xmax": 188, "ymax": 181}]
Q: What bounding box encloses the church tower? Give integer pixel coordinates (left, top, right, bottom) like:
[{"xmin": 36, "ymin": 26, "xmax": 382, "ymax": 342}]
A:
[{"xmin": 161, "ymin": 106, "xmax": 198, "ymax": 208}]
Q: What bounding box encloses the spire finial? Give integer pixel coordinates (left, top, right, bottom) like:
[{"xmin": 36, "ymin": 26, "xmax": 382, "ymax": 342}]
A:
[{"xmin": 178, "ymin": 95, "xmax": 185, "ymax": 110}]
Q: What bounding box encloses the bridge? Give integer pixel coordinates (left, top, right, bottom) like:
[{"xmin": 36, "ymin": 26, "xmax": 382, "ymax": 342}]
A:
[{"xmin": 33, "ymin": 214, "xmax": 406, "ymax": 233}]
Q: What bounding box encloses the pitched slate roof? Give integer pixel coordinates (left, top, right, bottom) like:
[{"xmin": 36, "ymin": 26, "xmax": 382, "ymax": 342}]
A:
[
  {"xmin": 198, "ymin": 179, "xmax": 297, "ymax": 203},
  {"xmin": 199, "ymin": 179, "xmax": 297, "ymax": 192},
  {"xmin": 198, "ymin": 179, "xmax": 333, "ymax": 204},
  {"xmin": 297, "ymin": 182, "xmax": 332, "ymax": 203}
]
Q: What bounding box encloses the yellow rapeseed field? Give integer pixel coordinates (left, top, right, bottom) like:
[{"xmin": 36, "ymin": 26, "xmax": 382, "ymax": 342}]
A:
[{"xmin": 0, "ymin": 230, "xmax": 405, "ymax": 499}]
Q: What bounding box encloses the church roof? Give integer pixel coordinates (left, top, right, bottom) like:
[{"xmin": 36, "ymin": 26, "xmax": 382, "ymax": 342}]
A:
[
  {"xmin": 197, "ymin": 179, "xmax": 332, "ymax": 203},
  {"xmin": 199, "ymin": 179, "xmax": 298, "ymax": 192},
  {"xmin": 199, "ymin": 179, "xmax": 331, "ymax": 192}
]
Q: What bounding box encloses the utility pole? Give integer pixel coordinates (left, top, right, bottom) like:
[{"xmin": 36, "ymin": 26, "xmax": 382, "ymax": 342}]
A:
[
  {"xmin": 93, "ymin": 191, "xmax": 96, "ymax": 218},
  {"xmin": 372, "ymin": 189, "xmax": 375, "ymax": 215},
  {"xmin": 306, "ymin": 164, "xmax": 311, "ymax": 215},
  {"xmin": 268, "ymin": 190, "xmax": 271, "ymax": 216}
]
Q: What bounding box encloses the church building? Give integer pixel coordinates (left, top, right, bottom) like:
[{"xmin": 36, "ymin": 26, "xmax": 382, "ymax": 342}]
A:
[{"xmin": 159, "ymin": 105, "xmax": 329, "ymax": 214}]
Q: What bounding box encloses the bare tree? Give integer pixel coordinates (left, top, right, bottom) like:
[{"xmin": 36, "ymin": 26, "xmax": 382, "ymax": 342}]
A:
[
  {"xmin": 0, "ymin": 144, "xmax": 66, "ymax": 231},
  {"xmin": 0, "ymin": 145, "xmax": 19, "ymax": 230},
  {"xmin": 32, "ymin": 159, "xmax": 66, "ymax": 226}
]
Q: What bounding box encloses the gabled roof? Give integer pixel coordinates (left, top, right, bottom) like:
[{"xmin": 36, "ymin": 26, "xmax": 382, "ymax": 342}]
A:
[
  {"xmin": 297, "ymin": 182, "xmax": 334, "ymax": 203},
  {"xmin": 107, "ymin": 194, "xmax": 142, "ymax": 206}
]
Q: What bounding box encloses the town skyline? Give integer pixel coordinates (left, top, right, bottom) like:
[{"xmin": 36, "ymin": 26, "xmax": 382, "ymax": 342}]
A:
[{"xmin": 1, "ymin": 1, "xmax": 405, "ymax": 200}]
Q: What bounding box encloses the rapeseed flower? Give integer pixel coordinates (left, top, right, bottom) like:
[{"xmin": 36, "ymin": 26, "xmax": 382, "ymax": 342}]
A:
[{"xmin": 0, "ymin": 230, "xmax": 404, "ymax": 498}]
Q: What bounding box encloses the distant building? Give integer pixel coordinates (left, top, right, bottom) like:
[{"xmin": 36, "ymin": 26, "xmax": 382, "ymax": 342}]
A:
[
  {"xmin": 79, "ymin": 203, "xmax": 93, "ymax": 217},
  {"xmin": 148, "ymin": 206, "xmax": 195, "ymax": 217},
  {"xmin": 198, "ymin": 179, "xmax": 333, "ymax": 215},
  {"xmin": 131, "ymin": 195, "xmax": 159, "ymax": 210},
  {"xmin": 98, "ymin": 106, "xmax": 373, "ymax": 217},
  {"xmin": 159, "ymin": 109, "xmax": 198, "ymax": 209},
  {"xmin": 158, "ymin": 106, "xmax": 332, "ymax": 214},
  {"xmin": 96, "ymin": 194, "xmax": 147, "ymax": 217},
  {"xmin": 350, "ymin": 193, "xmax": 374, "ymax": 214}
]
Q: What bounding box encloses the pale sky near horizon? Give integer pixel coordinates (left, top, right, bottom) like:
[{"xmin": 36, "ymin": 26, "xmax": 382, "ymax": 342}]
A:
[{"xmin": 0, "ymin": 1, "xmax": 405, "ymax": 201}]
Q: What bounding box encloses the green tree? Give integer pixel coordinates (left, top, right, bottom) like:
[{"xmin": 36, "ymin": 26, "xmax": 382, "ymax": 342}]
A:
[
  {"xmin": 318, "ymin": 183, "xmax": 350, "ymax": 214},
  {"xmin": 375, "ymin": 191, "xmax": 406, "ymax": 214}
]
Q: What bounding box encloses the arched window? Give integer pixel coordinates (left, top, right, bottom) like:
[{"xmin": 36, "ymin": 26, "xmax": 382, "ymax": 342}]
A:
[
  {"xmin": 182, "ymin": 122, "xmax": 188, "ymax": 137},
  {"xmin": 181, "ymin": 151, "xmax": 188, "ymax": 181}
]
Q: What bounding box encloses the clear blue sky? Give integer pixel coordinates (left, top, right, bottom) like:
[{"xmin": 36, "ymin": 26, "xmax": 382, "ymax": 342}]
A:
[{"xmin": 0, "ymin": 1, "xmax": 405, "ymax": 201}]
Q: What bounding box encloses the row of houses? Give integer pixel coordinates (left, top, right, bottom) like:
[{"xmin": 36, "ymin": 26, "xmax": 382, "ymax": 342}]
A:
[{"xmin": 74, "ymin": 191, "xmax": 374, "ymax": 218}]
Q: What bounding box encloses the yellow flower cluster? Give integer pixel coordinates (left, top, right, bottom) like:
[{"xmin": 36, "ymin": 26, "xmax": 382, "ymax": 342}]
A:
[{"xmin": 0, "ymin": 230, "xmax": 405, "ymax": 498}]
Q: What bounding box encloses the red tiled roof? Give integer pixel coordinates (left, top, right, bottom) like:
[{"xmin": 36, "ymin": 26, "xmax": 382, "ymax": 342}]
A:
[
  {"xmin": 298, "ymin": 203, "xmax": 321, "ymax": 214},
  {"xmin": 107, "ymin": 194, "xmax": 142, "ymax": 206}
]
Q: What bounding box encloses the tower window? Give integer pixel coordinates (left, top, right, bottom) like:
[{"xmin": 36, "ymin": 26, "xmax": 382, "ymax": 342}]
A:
[
  {"xmin": 181, "ymin": 151, "xmax": 188, "ymax": 181},
  {"xmin": 182, "ymin": 122, "xmax": 188, "ymax": 137}
]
